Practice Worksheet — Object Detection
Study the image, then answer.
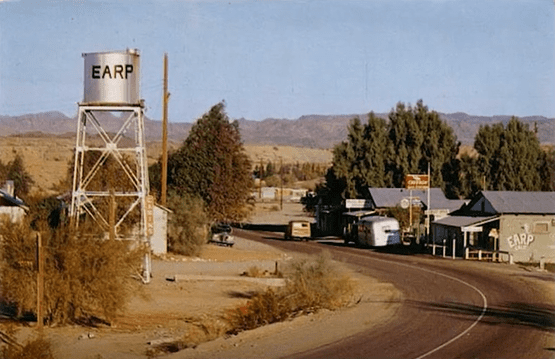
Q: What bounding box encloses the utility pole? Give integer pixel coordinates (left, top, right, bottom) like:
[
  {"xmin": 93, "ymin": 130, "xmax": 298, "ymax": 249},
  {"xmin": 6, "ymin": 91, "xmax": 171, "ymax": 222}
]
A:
[
  {"xmin": 161, "ymin": 53, "xmax": 169, "ymax": 206},
  {"xmin": 280, "ymin": 157, "xmax": 283, "ymax": 211},
  {"xmin": 36, "ymin": 233, "xmax": 43, "ymax": 329},
  {"xmin": 259, "ymin": 158, "xmax": 263, "ymax": 199}
]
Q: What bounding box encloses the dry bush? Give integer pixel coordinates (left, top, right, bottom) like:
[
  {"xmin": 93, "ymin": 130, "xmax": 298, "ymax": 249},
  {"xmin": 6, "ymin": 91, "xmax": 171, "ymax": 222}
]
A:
[
  {"xmin": 0, "ymin": 220, "xmax": 144, "ymax": 325},
  {"xmin": 285, "ymin": 251, "xmax": 354, "ymax": 311},
  {"xmin": 243, "ymin": 266, "xmax": 265, "ymax": 278},
  {"xmin": 166, "ymin": 192, "xmax": 209, "ymax": 257},
  {"xmin": 226, "ymin": 251, "xmax": 354, "ymax": 334},
  {"xmin": 0, "ymin": 336, "xmax": 53, "ymax": 359},
  {"xmin": 146, "ymin": 315, "xmax": 229, "ymax": 356}
]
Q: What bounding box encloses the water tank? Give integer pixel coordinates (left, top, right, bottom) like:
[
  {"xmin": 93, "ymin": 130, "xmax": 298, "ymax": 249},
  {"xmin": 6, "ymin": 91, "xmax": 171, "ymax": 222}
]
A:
[{"xmin": 82, "ymin": 49, "xmax": 140, "ymax": 105}]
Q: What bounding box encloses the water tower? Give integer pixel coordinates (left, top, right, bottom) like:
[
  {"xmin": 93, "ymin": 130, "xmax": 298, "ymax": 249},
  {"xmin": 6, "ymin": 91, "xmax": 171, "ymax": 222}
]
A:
[{"xmin": 70, "ymin": 49, "xmax": 152, "ymax": 281}]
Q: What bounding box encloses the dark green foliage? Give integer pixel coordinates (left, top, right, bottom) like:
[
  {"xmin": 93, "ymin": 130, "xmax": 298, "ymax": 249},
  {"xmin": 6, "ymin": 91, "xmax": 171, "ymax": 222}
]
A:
[
  {"xmin": 474, "ymin": 118, "xmax": 544, "ymax": 191},
  {"xmin": 387, "ymin": 101, "xmax": 460, "ymax": 195},
  {"xmin": 318, "ymin": 100, "xmax": 459, "ymax": 206},
  {"xmin": 539, "ymin": 147, "xmax": 555, "ymax": 191},
  {"xmin": 327, "ymin": 113, "xmax": 388, "ymax": 201},
  {"xmin": 0, "ymin": 155, "xmax": 34, "ymax": 199},
  {"xmin": 152, "ymin": 102, "xmax": 253, "ymax": 223},
  {"xmin": 457, "ymin": 154, "xmax": 483, "ymax": 198}
]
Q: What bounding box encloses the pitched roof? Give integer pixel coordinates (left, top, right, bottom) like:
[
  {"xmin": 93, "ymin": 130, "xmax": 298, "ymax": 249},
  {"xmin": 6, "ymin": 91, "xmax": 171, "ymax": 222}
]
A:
[
  {"xmin": 473, "ymin": 191, "xmax": 555, "ymax": 214},
  {"xmin": 366, "ymin": 188, "xmax": 464, "ymax": 211}
]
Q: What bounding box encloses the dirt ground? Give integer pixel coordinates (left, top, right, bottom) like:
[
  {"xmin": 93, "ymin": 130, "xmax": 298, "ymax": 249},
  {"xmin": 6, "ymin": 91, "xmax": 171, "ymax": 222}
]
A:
[
  {"xmin": 6, "ymin": 202, "xmax": 401, "ymax": 359},
  {"xmin": 0, "ymin": 135, "xmax": 332, "ymax": 195}
]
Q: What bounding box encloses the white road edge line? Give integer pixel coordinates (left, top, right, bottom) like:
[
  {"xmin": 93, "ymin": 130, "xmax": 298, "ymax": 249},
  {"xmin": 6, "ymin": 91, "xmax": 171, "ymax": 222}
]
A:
[
  {"xmin": 411, "ymin": 264, "xmax": 488, "ymax": 359},
  {"xmin": 347, "ymin": 252, "xmax": 488, "ymax": 359}
]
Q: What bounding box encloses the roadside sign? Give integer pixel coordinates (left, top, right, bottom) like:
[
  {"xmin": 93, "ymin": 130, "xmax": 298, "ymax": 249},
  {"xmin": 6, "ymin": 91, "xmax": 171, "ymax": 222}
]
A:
[
  {"xmin": 345, "ymin": 199, "xmax": 372, "ymax": 209},
  {"xmin": 405, "ymin": 174, "xmax": 429, "ymax": 189}
]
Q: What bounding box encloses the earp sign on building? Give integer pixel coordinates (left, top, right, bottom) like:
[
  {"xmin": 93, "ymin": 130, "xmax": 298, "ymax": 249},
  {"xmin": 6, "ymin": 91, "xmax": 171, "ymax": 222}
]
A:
[{"xmin": 405, "ymin": 174, "xmax": 429, "ymax": 189}]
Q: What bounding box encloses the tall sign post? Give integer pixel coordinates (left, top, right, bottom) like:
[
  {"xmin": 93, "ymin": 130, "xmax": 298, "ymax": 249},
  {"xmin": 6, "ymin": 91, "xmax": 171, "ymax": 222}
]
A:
[{"xmin": 405, "ymin": 174, "xmax": 429, "ymax": 242}]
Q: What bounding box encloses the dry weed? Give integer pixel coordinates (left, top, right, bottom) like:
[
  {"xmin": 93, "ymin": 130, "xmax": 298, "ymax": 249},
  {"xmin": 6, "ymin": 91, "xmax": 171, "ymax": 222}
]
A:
[
  {"xmin": 0, "ymin": 220, "xmax": 144, "ymax": 325},
  {"xmin": 0, "ymin": 325, "xmax": 53, "ymax": 359},
  {"xmin": 146, "ymin": 315, "xmax": 230, "ymax": 357},
  {"xmin": 226, "ymin": 251, "xmax": 354, "ymax": 335}
]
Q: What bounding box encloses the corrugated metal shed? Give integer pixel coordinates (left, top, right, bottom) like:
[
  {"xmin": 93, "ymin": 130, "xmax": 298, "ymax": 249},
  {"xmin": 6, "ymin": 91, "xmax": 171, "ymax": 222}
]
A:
[
  {"xmin": 471, "ymin": 191, "xmax": 555, "ymax": 214},
  {"xmin": 366, "ymin": 187, "xmax": 464, "ymax": 211}
]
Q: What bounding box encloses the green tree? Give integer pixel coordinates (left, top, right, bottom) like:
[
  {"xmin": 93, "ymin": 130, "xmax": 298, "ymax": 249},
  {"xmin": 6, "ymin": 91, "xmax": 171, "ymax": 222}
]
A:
[
  {"xmin": 153, "ymin": 102, "xmax": 253, "ymax": 223},
  {"xmin": 0, "ymin": 154, "xmax": 34, "ymax": 198},
  {"xmin": 328, "ymin": 113, "xmax": 389, "ymax": 200},
  {"xmin": 456, "ymin": 154, "xmax": 483, "ymax": 198},
  {"xmin": 387, "ymin": 100, "xmax": 459, "ymax": 196},
  {"xmin": 540, "ymin": 147, "xmax": 555, "ymax": 191},
  {"xmin": 474, "ymin": 117, "xmax": 543, "ymax": 191}
]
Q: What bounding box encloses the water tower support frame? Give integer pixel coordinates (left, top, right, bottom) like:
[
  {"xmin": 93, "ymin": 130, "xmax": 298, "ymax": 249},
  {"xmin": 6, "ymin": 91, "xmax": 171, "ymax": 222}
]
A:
[{"xmin": 70, "ymin": 103, "xmax": 151, "ymax": 282}]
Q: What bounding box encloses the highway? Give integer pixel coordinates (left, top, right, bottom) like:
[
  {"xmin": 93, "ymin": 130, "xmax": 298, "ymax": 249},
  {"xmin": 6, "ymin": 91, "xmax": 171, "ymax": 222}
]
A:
[{"xmin": 236, "ymin": 228, "xmax": 555, "ymax": 359}]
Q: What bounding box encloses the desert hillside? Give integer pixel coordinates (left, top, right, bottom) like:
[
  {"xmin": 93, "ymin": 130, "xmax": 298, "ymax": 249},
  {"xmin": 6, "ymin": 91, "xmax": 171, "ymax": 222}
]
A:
[{"xmin": 0, "ymin": 135, "xmax": 332, "ymax": 194}]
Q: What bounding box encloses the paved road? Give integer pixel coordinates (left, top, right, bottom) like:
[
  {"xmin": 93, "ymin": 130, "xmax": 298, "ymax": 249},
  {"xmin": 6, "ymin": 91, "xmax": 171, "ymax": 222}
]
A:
[{"xmin": 236, "ymin": 228, "xmax": 555, "ymax": 359}]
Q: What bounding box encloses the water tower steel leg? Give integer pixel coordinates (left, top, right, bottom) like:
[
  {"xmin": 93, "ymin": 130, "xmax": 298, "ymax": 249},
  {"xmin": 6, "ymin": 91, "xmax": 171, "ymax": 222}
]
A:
[{"xmin": 70, "ymin": 104, "xmax": 151, "ymax": 283}]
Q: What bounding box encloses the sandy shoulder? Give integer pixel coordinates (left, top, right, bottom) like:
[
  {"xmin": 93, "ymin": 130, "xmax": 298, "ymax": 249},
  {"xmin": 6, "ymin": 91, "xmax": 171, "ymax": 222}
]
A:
[
  {"xmin": 168, "ymin": 269, "xmax": 402, "ymax": 359},
  {"xmin": 37, "ymin": 234, "xmax": 401, "ymax": 359}
]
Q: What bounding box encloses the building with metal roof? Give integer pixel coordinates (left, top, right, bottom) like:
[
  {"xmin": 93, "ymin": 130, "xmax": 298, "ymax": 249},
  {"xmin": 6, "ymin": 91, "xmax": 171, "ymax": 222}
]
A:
[
  {"xmin": 365, "ymin": 187, "xmax": 465, "ymax": 213},
  {"xmin": 432, "ymin": 191, "xmax": 555, "ymax": 263}
]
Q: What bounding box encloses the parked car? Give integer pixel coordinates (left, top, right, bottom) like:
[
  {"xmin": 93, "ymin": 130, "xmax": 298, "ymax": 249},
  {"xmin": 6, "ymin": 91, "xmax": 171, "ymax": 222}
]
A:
[
  {"xmin": 210, "ymin": 222, "xmax": 234, "ymax": 247},
  {"xmin": 284, "ymin": 220, "xmax": 311, "ymax": 241}
]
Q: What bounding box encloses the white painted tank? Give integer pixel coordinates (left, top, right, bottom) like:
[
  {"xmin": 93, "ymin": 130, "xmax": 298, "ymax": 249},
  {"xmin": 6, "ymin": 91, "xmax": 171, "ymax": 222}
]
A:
[{"xmin": 82, "ymin": 49, "xmax": 140, "ymax": 105}]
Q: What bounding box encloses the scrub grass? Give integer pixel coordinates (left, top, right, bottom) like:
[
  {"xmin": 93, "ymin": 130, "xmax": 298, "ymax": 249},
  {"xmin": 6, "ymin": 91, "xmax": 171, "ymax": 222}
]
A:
[
  {"xmin": 226, "ymin": 251, "xmax": 354, "ymax": 334},
  {"xmin": 147, "ymin": 252, "xmax": 355, "ymax": 356},
  {"xmin": 0, "ymin": 220, "xmax": 145, "ymax": 326}
]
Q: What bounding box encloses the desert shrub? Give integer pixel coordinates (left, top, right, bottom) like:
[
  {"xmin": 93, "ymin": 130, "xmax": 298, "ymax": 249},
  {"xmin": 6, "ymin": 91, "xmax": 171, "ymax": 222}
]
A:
[
  {"xmin": 166, "ymin": 192, "xmax": 209, "ymax": 256},
  {"xmin": 146, "ymin": 315, "xmax": 229, "ymax": 356},
  {"xmin": 263, "ymin": 175, "xmax": 281, "ymax": 188},
  {"xmin": 226, "ymin": 252, "xmax": 354, "ymax": 334},
  {"xmin": 0, "ymin": 220, "xmax": 144, "ymax": 325},
  {"xmin": 0, "ymin": 335, "xmax": 53, "ymax": 359},
  {"xmin": 285, "ymin": 251, "xmax": 354, "ymax": 312}
]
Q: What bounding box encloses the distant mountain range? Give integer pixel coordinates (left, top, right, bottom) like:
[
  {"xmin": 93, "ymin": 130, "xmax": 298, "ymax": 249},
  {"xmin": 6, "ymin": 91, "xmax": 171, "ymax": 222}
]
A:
[{"xmin": 0, "ymin": 111, "xmax": 553, "ymax": 148}]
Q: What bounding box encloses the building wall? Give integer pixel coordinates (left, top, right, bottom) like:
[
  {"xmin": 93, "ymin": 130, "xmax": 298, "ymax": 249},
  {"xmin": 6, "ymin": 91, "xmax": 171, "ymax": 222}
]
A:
[
  {"xmin": 0, "ymin": 207, "xmax": 25, "ymax": 223},
  {"xmin": 151, "ymin": 206, "xmax": 168, "ymax": 255},
  {"xmin": 499, "ymin": 215, "xmax": 555, "ymax": 262}
]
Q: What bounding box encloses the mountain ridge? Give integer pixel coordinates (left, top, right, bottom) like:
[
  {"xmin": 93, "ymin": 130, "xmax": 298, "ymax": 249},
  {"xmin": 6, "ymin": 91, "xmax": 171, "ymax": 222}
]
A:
[{"xmin": 0, "ymin": 110, "xmax": 552, "ymax": 148}]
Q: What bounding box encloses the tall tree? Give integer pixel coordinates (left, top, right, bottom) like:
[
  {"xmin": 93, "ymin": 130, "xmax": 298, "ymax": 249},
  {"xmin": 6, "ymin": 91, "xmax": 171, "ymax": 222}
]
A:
[
  {"xmin": 387, "ymin": 100, "xmax": 460, "ymax": 195},
  {"xmin": 474, "ymin": 117, "xmax": 544, "ymax": 191},
  {"xmin": 328, "ymin": 113, "xmax": 388, "ymax": 200},
  {"xmin": 156, "ymin": 102, "xmax": 253, "ymax": 222},
  {"xmin": 539, "ymin": 147, "xmax": 555, "ymax": 191}
]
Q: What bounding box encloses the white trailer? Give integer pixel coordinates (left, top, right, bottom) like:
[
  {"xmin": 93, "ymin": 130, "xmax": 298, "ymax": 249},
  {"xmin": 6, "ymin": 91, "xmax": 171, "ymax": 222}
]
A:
[{"xmin": 356, "ymin": 216, "xmax": 401, "ymax": 247}]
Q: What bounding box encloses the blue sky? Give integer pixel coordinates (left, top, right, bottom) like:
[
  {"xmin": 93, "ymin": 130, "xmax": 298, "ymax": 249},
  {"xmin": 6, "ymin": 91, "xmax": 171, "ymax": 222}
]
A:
[{"xmin": 0, "ymin": 0, "xmax": 554, "ymax": 123}]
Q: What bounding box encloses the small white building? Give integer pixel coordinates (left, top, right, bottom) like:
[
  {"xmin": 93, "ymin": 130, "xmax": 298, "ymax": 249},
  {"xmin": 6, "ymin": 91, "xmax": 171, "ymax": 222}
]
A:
[
  {"xmin": 151, "ymin": 205, "xmax": 171, "ymax": 256},
  {"xmin": 0, "ymin": 181, "xmax": 28, "ymax": 223}
]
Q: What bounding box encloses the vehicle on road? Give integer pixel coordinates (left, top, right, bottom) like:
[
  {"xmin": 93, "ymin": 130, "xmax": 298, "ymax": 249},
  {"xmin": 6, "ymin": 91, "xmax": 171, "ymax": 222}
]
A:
[
  {"xmin": 284, "ymin": 220, "xmax": 311, "ymax": 241},
  {"xmin": 355, "ymin": 216, "xmax": 401, "ymax": 247},
  {"xmin": 210, "ymin": 222, "xmax": 234, "ymax": 247}
]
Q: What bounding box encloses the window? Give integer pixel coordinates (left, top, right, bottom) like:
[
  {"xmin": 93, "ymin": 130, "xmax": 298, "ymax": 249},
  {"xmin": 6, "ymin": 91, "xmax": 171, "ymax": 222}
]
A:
[{"xmin": 533, "ymin": 222, "xmax": 549, "ymax": 234}]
